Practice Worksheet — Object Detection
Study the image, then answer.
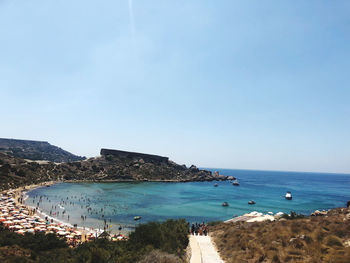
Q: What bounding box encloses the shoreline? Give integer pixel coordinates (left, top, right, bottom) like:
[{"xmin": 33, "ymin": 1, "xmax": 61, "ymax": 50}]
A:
[
  {"xmin": 3, "ymin": 179, "xmax": 345, "ymax": 243},
  {"xmin": 0, "ymin": 181, "xmax": 111, "ymax": 245},
  {"xmin": 20, "ymin": 180, "xmax": 337, "ymax": 225},
  {"xmin": 21, "ymin": 181, "xmax": 134, "ymax": 236}
]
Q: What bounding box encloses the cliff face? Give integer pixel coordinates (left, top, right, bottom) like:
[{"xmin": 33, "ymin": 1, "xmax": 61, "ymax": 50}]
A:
[
  {"xmin": 0, "ymin": 149, "xmax": 229, "ymax": 190},
  {"xmin": 0, "ymin": 138, "xmax": 85, "ymax": 163}
]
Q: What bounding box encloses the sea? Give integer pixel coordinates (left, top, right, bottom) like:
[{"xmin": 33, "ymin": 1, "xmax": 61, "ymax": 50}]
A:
[{"xmin": 24, "ymin": 169, "xmax": 350, "ymax": 233}]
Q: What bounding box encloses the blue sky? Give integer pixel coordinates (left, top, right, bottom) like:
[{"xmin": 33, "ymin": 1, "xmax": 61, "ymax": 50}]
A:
[{"xmin": 1, "ymin": 1, "xmax": 349, "ymax": 173}]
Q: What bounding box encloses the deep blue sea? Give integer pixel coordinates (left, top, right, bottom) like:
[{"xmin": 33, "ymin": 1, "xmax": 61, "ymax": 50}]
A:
[{"xmin": 25, "ymin": 169, "xmax": 350, "ymax": 232}]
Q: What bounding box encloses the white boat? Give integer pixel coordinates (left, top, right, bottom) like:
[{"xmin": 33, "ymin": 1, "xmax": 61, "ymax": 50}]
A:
[{"xmin": 285, "ymin": 192, "xmax": 292, "ymax": 200}]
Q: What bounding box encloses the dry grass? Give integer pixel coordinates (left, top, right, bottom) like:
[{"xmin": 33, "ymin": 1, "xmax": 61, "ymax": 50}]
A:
[
  {"xmin": 210, "ymin": 208, "xmax": 350, "ymax": 263},
  {"xmin": 138, "ymin": 250, "xmax": 183, "ymax": 263}
]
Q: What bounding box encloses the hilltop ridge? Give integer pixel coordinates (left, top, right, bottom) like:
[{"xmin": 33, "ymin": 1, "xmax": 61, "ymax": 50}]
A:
[{"xmin": 0, "ymin": 138, "xmax": 85, "ymax": 163}]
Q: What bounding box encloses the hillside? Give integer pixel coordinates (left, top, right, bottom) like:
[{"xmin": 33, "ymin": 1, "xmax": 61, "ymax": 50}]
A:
[
  {"xmin": 210, "ymin": 208, "xmax": 350, "ymax": 263},
  {"xmin": 0, "ymin": 149, "xmax": 230, "ymax": 191},
  {"xmin": 0, "ymin": 138, "xmax": 85, "ymax": 163}
]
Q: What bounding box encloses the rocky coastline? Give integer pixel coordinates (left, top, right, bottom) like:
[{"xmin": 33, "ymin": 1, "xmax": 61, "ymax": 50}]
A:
[{"xmin": 0, "ymin": 149, "xmax": 233, "ymax": 191}]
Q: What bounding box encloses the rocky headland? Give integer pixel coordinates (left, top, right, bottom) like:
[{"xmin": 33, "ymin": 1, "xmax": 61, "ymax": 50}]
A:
[{"xmin": 0, "ymin": 140, "xmax": 232, "ymax": 191}]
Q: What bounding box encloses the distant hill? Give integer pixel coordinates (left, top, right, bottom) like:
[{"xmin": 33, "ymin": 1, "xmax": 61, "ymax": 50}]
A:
[{"xmin": 0, "ymin": 138, "xmax": 85, "ymax": 163}]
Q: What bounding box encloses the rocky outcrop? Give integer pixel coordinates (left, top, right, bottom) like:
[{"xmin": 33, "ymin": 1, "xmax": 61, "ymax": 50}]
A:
[{"xmin": 100, "ymin": 149, "xmax": 169, "ymax": 163}]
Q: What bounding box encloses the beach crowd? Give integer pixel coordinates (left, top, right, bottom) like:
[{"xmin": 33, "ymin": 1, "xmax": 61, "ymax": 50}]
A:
[{"xmin": 0, "ymin": 186, "xmax": 128, "ymax": 247}]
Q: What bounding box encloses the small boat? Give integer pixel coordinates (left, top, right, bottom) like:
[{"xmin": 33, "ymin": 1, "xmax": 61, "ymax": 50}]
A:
[
  {"xmin": 232, "ymin": 180, "xmax": 239, "ymax": 186},
  {"xmin": 222, "ymin": 202, "xmax": 229, "ymax": 207},
  {"xmin": 248, "ymin": 200, "xmax": 256, "ymax": 205},
  {"xmin": 134, "ymin": 216, "xmax": 141, "ymax": 221},
  {"xmin": 214, "ymin": 183, "xmax": 218, "ymax": 187},
  {"xmin": 285, "ymin": 191, "xmax": 292, "ymax": 200}
]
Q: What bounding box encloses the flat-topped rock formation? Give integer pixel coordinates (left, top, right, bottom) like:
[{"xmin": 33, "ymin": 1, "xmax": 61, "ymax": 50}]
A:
[{"xmin": 100, "ymin": 148, "xmax": 169, "ymax": 163}]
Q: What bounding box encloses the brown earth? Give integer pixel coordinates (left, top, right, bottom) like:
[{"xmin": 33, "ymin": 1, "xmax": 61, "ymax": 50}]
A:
[{"xmin": 210, "ymin": 208, "xmax": 350, "ymax": 263}]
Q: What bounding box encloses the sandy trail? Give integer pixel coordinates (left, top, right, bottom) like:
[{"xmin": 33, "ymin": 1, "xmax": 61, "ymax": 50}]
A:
[{"xmin": 190, "ymin": 235, "xmax": 224, "ymax": 263}]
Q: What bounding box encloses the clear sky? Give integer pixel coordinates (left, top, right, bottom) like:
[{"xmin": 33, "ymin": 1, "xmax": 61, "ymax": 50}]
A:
[{"xmin": 1, "ymin": 1, "xmax": 349, "ymax": 173}]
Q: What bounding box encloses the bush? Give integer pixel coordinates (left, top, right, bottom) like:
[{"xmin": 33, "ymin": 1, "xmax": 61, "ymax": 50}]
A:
[
  {"xmin": 138, "ymin": 250, "xmax": 182, "ymax": 263},
  {"xmin": 1, "ymin": 220, "xmax": 188, "ymax": 263},
  {"xmin": 130, "ymin": 219, "xmax": 188, "ymax": 256}
]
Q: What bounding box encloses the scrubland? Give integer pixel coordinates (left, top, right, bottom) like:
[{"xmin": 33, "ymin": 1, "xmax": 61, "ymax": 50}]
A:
[{"xmin": 211, "ymin": 208, "xmax": 350, "ymax": 263}]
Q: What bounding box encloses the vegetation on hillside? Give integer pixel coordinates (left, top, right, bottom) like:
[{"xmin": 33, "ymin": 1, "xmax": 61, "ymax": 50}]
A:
[
  {"xmin": 210, "ymin": 208, "xmax": 350, "ymax": 263},
  {"xmin": 0, "ymin": 219, "xmax": 189, "ymax": 263},
  {"xmin": 0, "ymin": 138, "xmax": 85, "ymax": 163},
  {"xmin": 0, "ymin": 150, "xmax": 223, "ymax": 191}
]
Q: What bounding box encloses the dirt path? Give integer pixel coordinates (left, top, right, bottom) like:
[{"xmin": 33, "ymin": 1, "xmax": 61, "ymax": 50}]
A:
[{"xmin": 190, "ymin": 235, "xmax": 224, "ymax": 263}]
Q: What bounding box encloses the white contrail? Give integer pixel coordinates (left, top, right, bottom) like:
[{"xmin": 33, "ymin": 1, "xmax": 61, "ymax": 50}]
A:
[{"xmin": 128, "ymin": 0, "xmax": 135, "ymax": 41}]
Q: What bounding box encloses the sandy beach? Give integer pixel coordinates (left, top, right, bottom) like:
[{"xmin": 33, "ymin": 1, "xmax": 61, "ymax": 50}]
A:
[{"xmin": 0, "ymin": 182, "xmax": 126, "ymax": 246}]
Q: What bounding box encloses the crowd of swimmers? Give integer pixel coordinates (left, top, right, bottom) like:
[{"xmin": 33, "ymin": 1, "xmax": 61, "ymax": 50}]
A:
[
  {"xmin": 28, "ymin": 192, "xmax": 133, "ymax": 232},
  {"xmin": 190, "ymin": 222, "xmax": 209, "ymax": 236}
]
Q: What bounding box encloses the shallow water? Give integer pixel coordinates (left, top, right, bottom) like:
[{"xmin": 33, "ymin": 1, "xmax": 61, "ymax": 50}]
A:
[{"xmin": 25, "ymin": 169, "xmax": 350, "ymax": 232}]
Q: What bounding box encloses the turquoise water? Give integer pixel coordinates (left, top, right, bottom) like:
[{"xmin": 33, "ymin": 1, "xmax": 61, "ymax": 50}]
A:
[{"xmin": 25, "ymin": 169, "xmax": 350, "ymax": 231}]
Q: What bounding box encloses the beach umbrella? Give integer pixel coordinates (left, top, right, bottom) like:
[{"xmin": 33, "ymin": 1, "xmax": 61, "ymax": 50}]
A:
[
  {"xmin": 14, "ymin": 225, "xmax": 23, "ymax": 229},
  {"xmin": 57, "ymin": 231, "xmax": 69, "ymax": 236},
  {"xmin": 0, "ymin": 218, "xmax": 5, "ymax": 222},
  {"xmin": 3, "ymin": 221, "xmax": 13, "ymax": 224},
  {"xmin": 66, "ymin": 235, "xmax": 74, "ymax": 238},
  {"xmin": 6, "ymin": 216, "xmax": 14, "ymax": 220},
  {"xmin": 27, "ymin": 229, "xmax": 35, "ymax": 233},
  {"xmin": 16, "ymin": 229, "xmax": 26, "ymax": 234},
  {"xmin": 9, "ymin": 226, "xmax": 16, "ymax": 229}
]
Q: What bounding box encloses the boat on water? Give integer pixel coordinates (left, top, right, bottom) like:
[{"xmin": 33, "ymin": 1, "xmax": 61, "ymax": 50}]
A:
[
  {"xmin": 134, "ymin": 216, "xmax": 141, "ymax": 221},
  {"xmin": 285, "ymin": 191, "xmax": 292, "ymax": 200},
  {"xmin": 248, "ymin": 200, "xmax": 256, "ymax": 205},
  {"xmin": 214, "ymin": 183, "xmax": 218, "ymax": 187},
  {"xmin": 232, "ymin": 180, "xmax": 239, "ymax": 186},
  {"xmin": 222, "ymin": 202, "xmax": 229, "ymax": 207}
]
